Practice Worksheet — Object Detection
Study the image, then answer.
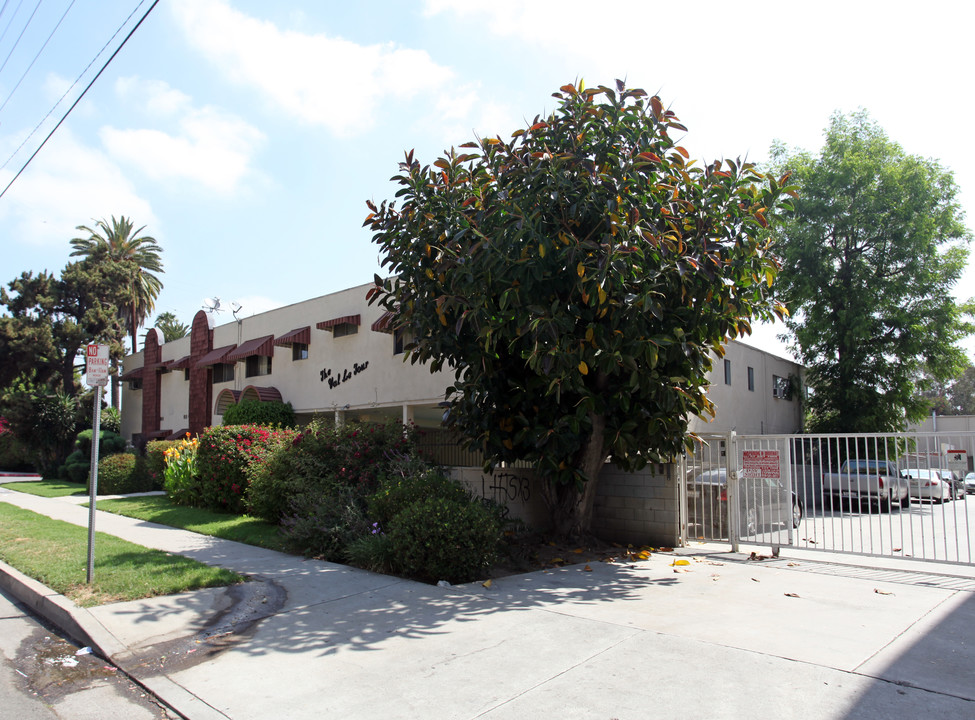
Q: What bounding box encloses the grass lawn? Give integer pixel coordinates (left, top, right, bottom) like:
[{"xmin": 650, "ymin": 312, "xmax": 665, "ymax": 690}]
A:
[
  {"xmin": 2, "ymin": 479, "xmax": 89, "ymax": 498},
  {"xmin": 0, "ymin": 503, "xmax": 242, "ymax": 607},
  {"xmin": 95, "ymin": 495, "xmax": 288, "ymax": 552}
]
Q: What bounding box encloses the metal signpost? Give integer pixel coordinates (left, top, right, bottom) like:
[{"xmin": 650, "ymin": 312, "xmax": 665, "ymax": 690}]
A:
[{"xmin": 85, "ymin": 343, "xmax": 109, "ymax": 584}]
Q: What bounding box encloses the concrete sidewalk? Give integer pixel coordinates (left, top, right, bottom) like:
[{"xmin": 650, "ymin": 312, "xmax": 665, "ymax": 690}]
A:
[{"xmin": 1, "ymin": 484, "xmax": 973, "ymax": 719}]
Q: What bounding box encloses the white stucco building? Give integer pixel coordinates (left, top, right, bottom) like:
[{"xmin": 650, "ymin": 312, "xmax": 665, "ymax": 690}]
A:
[{"xmin": 120, "ymin": 281, "xmax": 803, "ymax": 450}]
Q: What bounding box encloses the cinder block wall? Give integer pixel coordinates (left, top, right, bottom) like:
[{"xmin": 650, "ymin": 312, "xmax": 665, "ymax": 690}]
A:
[
  {"xmin": 452, "ymin": 462, "xmax": 682, "ymax": 547},
  {"xmin": 591, "ymin": 463, "xmax": 681, "ymax": 547}
]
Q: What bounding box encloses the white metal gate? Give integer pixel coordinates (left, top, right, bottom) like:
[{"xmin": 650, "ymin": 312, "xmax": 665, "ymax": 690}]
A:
[{"xmin": 682, "ymin": 431, "xmax": 975, "ymax": 566}]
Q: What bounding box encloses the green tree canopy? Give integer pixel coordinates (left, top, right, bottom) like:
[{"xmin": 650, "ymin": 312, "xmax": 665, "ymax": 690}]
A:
[
  {"xmin": 151, "ymin": 311, "xmax": 190, "ymax": 342},
  {"xmin": 70, "ymin": 215, "xmax": 163, "ymax": 354},
  {"xmin": 367, "ymin": 80, "xmax": 795, "ymax": 536},
  {"xmin": 771, "ymin": 111, "xmax": 973, "ymax": 433}
]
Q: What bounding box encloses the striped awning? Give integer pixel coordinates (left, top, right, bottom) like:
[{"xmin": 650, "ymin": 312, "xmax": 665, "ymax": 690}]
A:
[
  {"xmin": 195, "ymin": 345, "xmax": 237, "ymax": 368},
  {"xmin": 119, "ymin": 366, "xmax": 144, "ymax": 381},
  {"xmin": 371, "ymin": 311, "xmax": 395, "ymax": 333},
  {"xmin": 274, "ymin": 326, "xmax": 310, "ymax": 347},
  {"xmin": 145, "ymin": 360, "xmax": 173, "ymax": 373},
  {"xmin": 170, "ymin": 355, "xmax": 192, "ymax": 369},
  {"xmin": 227, "ymin": 335, "xmax": 275, "ymax": 362},
  {"xmin": 240, "ymin": 385, "xmax": 283, "ymax": 403},
  {"xmin": 316, "ymin": 314, "xmax": 360, "ymax": 331}
]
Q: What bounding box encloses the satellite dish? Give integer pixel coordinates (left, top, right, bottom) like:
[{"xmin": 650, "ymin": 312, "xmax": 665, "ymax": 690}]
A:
[
  {"xmin": 202, "ymin": 297, "xmax": 222, "ymax": 313},
  {"xmin": 231, "ymin": 302, "xmax": 242, "ymax": 312}
]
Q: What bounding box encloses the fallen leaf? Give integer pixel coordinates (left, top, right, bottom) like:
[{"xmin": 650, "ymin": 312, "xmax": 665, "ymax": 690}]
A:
[
  {"xmin": 671, "ymin": 559, "xmax": 690, "ymax": 566},
  {"xmin": 573, "ymin": 548, "xmax": 584, "ymax": 554},
  {"xmin": 893, "ymin": 548, "xmax": 902, "ymax": 552},
  {"xmin": 659, "ymin": 547, "xmax": 675, "ymax": 552},
  {"xmin": 874, "ymin": 588, "xmax": 894, "ymax": 596},
  {"xmin": 787, "ymin": 562, "xmax": 800, "ymax": 567},
  {"xmin": 584, "ymin": 564, "xmax": 593, "ymax": 572},
  {"xmin": 482, "ymin": 579, "xmax": 493, "ymax": 588},
  {"xmin": 673, "ymin": 567, "xmax": 691, "ymax": 573},
  {"xmin": 550, "ymin": 557, "xmax": 565, "ymax": 564},
  {"xmin": 784, "ymin": 592, "xmax": 800, "ymax": 598},
  {"xmin": 751, "ymin": 578, "xmax": 760, "ymax": 582}
]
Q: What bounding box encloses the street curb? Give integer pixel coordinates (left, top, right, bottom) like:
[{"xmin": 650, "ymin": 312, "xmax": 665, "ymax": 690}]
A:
[{"xmin": 0, "ymin": 559, "xmax": 225, "ymax": 720}]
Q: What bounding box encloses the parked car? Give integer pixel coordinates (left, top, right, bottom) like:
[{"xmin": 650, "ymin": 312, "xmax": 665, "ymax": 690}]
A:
[
  {"xmin": 821, "ymin": 459, "xmax": 911, "ymax": 511},
  {"xmin": 966, "ymin": 472, "xmax": 975, "ymax": 495},
  {"xmin": 931, "ymin": 469, "xmax": 965, "ymax": 499},
  {"xmin": 900, "ymin": 469, "xmax": 952, "ymax": 503},
  {"xmin": 687, "ymin": 468, "xmax": 802, "ymax": 538}
]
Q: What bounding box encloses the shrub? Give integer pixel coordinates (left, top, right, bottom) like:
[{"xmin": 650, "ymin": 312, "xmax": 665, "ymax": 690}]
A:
[
  {"xmin": 0, "ymin": 416, "xmax": 33, "ymax": 471},
  {"xmin": 222, "ymin": 400, "xmax": 296, "ymax": 428},
  {"xmin": 100, "ymin": 406, "xmax": 121, "ymax": 434},
  {"xmin": 145, "ymin": 440, "xmax": 176, "ymax": 491},
  {"xmin": 163, "ymin": 435, "xmax": 200, "ymax": 506},
  {"xmin": 246, "ymin": 419, "xmax": 417, "ymax": 523},
  {"xmin": 279, "ymin": 485, "xmax": 372, "ymax": 561},
  {"xmin": 193, "ymin": 425, "xmax": 294, "ymax": 513},
  {"xmin": 344, "ymin": 530, "xmax": 394, "ymax": 574},
  {"xmin": 59, "ymin": 450, "xmax": 89, "ymax": 484},
  {"xmin": 387, "ymin": 496, "xmax": 503, "ymax": 584},
  {"xmin": 368, "ymin": 464, "xmax": 471, "ymax": 527},
  {"xmin": 94, "ymin": 452, "xmax": 152, "ymax": 494},
  {"xmin": 75, "ymin": 429, "xmax": 126, "ymax": 458}
]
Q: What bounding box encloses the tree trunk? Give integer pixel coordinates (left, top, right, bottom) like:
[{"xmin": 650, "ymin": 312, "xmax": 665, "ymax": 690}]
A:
[{"xmin": 549, "ymin": 410, "xmax": 607, "ymax": 540}]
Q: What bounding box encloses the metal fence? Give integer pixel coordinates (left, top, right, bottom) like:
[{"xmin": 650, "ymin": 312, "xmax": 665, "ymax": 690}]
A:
[{"xmin": 683, "ymin": 431, "xmax": 975, "ymax": 566}]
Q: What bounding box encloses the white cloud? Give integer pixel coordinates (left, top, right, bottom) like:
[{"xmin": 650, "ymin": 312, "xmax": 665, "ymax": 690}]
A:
[
  {"xmin": 169, "ymin": 0, "xmax": 455, "ymax": 136},
  {"xmin": 0, "ymin": 128, "xmax": 157, "ymax": 250},
  {"xmin": 101, "ymin": 78, "xmax": 265, "ymax": 194}
]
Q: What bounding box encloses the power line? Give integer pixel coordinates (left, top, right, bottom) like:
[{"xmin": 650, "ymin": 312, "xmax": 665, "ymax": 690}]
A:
[
  {"xmin": 0, "ymin": 0, "xmax": 42, "ymax": 78},
  {"xmin": 0, "ymin": 0, "xmax": 76, "ymax": 115},
  {"xmin": 0, "ymin": 0, "xmax": 160, "ymax": 200}
]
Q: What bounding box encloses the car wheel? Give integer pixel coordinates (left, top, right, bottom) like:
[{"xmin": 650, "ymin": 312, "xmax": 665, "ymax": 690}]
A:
[
  {"xmin": 900, "ymin": 492, "xmax": 911, "ymax": 509},
  {"xmin": 792, "ymin": 499, "xmax": 803, "ymax": 528},
  {"xmin": 879, "ymin": 490, "xmax": 891, "ymax": 513}
]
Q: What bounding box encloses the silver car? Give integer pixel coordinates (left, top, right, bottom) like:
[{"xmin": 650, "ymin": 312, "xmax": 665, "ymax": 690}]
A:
[
  {"xmin": 965, "ymin": 472, "xmax": 975, "ymax": 495},
  {"xmin": 901, "ymin": 469, "xmax": 951, "ymax": 503}
]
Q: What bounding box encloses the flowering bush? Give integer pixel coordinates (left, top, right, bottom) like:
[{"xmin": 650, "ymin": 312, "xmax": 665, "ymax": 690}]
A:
[
  {"xmin": 193, "ymin": 425, "xmax": 295, "ymax": 513},
  {"xmin": 246, "ymin": 419, "xmax": 418, "ymax": 523},
  {"xmin": 163, "ymin": 434, "xmax": 200, "ymax": 505}
]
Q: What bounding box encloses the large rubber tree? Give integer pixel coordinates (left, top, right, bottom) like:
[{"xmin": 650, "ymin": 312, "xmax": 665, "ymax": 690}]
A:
[{"xmin": 367, "ymin": 81, "xmax": 795, "ymax": 537}]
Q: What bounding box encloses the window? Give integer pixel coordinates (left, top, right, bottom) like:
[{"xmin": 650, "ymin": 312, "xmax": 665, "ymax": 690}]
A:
[
  {"xmin": 128, "ymin": 378, "xmax": 143, "ymax": 391},
  {"xmin": 184, "ymin": 368, "xmax": 190, "ymax": 381},
  {"xmin": 393, "ymin": 327, "xmax": 414, "ymax": 355},
  {"xmin": 212, "ymin": 363, "xmax": 235, "ymax": 383},
  {"xmin": 747, "ymin": 366, "xmax": 755, "ymax": 392},
  {"xmin": 772, "ymin": 375, "xmax": 790, "ymax": 399},
  {"xmin": 333, "ymin": 323, "xmax": 358, "ymax": 338},
  {"xmin": 246, "ymin": 355, "xmax": 272, "ymax": 378},
  {"xmin": 292, "ymin": 342, "xmax": 308, "ymax": 361},
  {"xmin": 723, "ymin": 359, "xmax": 732, "ymax": 385}
]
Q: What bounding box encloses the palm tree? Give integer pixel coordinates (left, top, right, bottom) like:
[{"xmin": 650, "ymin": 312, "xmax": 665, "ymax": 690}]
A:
[{"xmin": 70, "ymin": 216, "xmax": 164, "ymax": 354}]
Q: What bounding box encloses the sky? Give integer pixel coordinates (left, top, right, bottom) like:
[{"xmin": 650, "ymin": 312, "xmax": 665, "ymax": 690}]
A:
[{"xmin": 0, "ymin": 0, "xmax": 973, "ymax": 362}]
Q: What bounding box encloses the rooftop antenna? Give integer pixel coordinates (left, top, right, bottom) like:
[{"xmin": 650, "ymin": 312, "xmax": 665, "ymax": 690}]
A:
[
  {"xmin": 202, "ymin": 297, "xmax": 222, "ymax": 313},
  {"xmin": 231, "ymin": 301, "xmax": 243, "ymax": 321}
]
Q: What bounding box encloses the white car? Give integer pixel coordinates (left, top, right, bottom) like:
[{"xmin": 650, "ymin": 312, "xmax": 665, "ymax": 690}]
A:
[
  {"xmin": 965, "ymin": 472, "xmax": 975, "ymax": 495},
  {"xmin": 901, "ymin": 469, "xmax": 951, "ymax": 503}
]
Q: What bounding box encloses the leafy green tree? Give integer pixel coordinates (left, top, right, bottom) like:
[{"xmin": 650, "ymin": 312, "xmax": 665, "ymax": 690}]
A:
[
  {"xmin": 151, "ymin": 311, "xmax": 189, "ymax": 342},
  {"xmin": 70, "ymin": 215, "xmax": 163, "ymax": 354},
  {"xmin": 367, "ymin": 80, "xmax": 795, "ymax": 536},
  {"xmin": 948, "ymin": 365, "xmax": 975, "ymax": 415},
  {"xmin": 0, "ymin": 262, "xmax": 125, "ymax": 396},
  {"xmin": 0, "ymin": 260, "xmax": 126, "ymax": 473},
  {"xmin": 771, "ymin": 111, "xmax": 973, "ymax": 433}
]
